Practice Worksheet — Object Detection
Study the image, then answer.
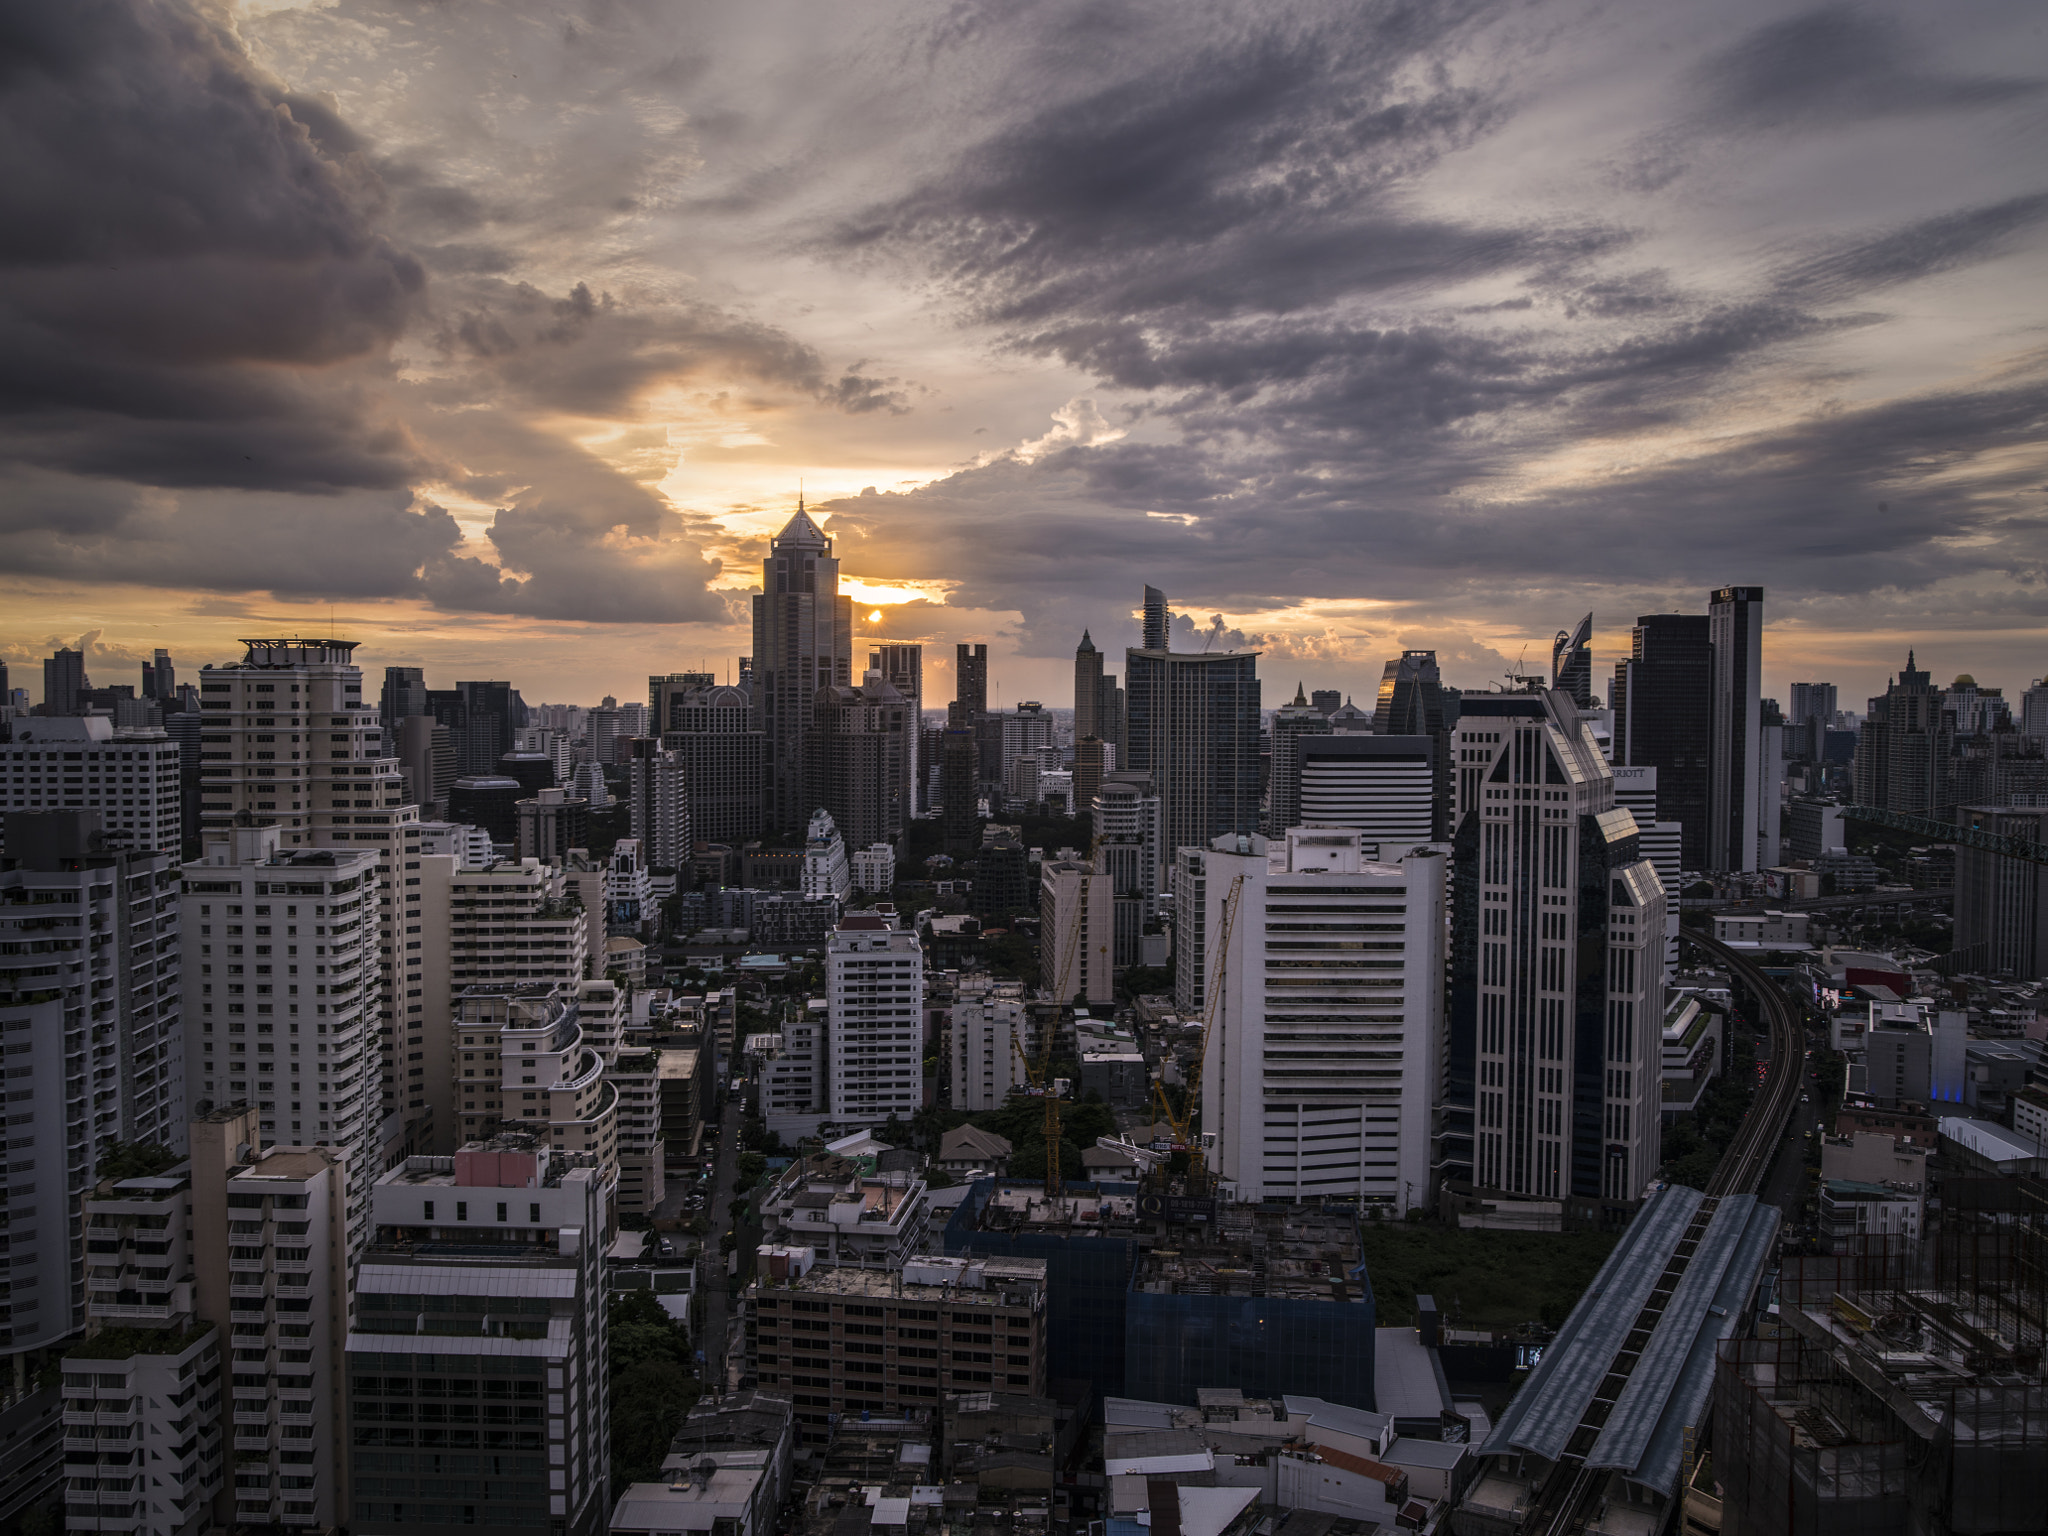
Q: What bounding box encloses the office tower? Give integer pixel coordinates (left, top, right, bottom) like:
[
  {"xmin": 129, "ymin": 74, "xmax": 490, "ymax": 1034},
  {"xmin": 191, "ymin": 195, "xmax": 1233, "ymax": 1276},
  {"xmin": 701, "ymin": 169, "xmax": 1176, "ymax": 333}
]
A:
[
  {"xmin": 998, "ymin": 701, "xmax": 1055, "ymax": 789},
  {"xmin": 0, "ymin": 714, "xmax": 181, "ymax": 855},
  {"xmin": 939, "ymin": 727, "xmax": 980, "ymax": 857},
  {"xmin": 1444, "ymin": 691, "xmax": 1666, "ymax": 1208},
  {"xmin": 447, "ymin": 680, "xmax": 515, "ymax": 776},
  {"xmin": 1142, "ymin": 585, "xmax": 1171, "ymax": 649},
  {"xmin": 141, "ymin": 647, "xmax": 175, "ymax": 704},
  {"xmin": 1608, "ymin": 766, "xmax": 1682, "ymax": 982},
  {"xmin": 1953, "ymin": 806, "xmax": 2048, "ymax": 979},
  {"xmin": 516, "ymin": 786, "xmax": 590, "ymax": 862},
  {"xmin": 188, "ymin": 1105, "xmax": 353, "ymax": 1532},
  {"xmin": 1758, "ymin": 698, "xmax": 1785, "ymax": 867},
  {"xmin": 0, "ymin": 658, "xmax": 8, "ymax": 705},
  {"xmin": 1203, "ymin": 830, "xmax": 1444, "ymax": 1208},
  {"xmin": 1708, "ymin": 586, "xmax": 1765, "ymax": 872},
  {"xmin": 0, "ymin": 811, "xmax": 181, "ymax": 1519},
  {"xmin": 447, "ymin": 774, "xmax": 525, "ymax": 843},
  {"xmin": 164, "ymin": 705, "xmax": 204, "ymax": 854},
  {"xmin": 656, "ymin": 677, "xmax": 764, "ymax": 845},
  {"xmin": 811, "ymin": 671, "xmax": 912, "ymax": 852},
  {"xmin": 1296, "ymin": 734, "xmax": 1437, "ymax": 854},
  {"xmin": 1371, "ymin": 649, "xmax": 1455, "ymax": 829},
  {"xmin": 1074, "ymin": 631, "xmax": 1104, "ymax": 742},
  {"xmin": 950, "ymin": 975, "xmax": 1029, "ymax": 1111},
  {"xmin": 869, "ymin": 644, "xmax": 923, "ymax": 815},
  {"xmin": 43, "ymin": 647, "xmax": 87, "ymax": 716},
  {"xmin": 1310, "ymin": 689, "xmax": 1342, "ymax": 717},
  {"xmin": 1265, "ymin": 683, "xmax": 1333, "ymax": 836},
  {"xmin": 1094, "ymin": 774, "xmax": 1162, "ymax": 968},
  {"xmin": 194, "ymin": 639, "xmax": 427, "ymax": 1142},
  {"xmin": 496, "ymin": 748, "xmax": 556, "ymax": 794},
  {"xmin": 802, "ymin": 808, "xmax": 852, "ymax": 900},
  {"xmin": 1611, "ymin": 614, "xmax": 1712, "ymax": 870},
  {"xmin": 585, "ymin": 699, "xmax": 624, "ymax": 767},
  {"xmin": 1552, "ymin": 613, "xmax": 1594, "ymax": 706},
  {"xmin": 951, "ymin": 642, "xmax": 988, "ymax": 729},
  {"xmin": 70, "ymin": 1162, "xmax": 228, "ymax": 1536},
  {"xmin": 648, "ymin": 670, "xmax": 717, "ymax": 733},
  {"xmin": 181, "ymin": 824, "xmax": 380, "ymax": 1237},
  {"xmin": 625, "ymin": 738, "xmax": 689, "ymax": 869},
  {"xmin": 1074, "ymin": 737, "xmax": 1107, "ymax": 833},
  {"xmin": 1171, "ymin": 846, "xmax": 1208, "ymax": 1014},
  {"xmin": 569, "ymin": 761, "xmax": 610, "ymax": 809},
  {"xmin": 1039, "ymin": 854, "xmax": 1114, "ymax": 1005},
  {"xmin": 1327, "ymin": 696, "xmax": 1373, "ymax": 732},
  {"xmin": 1096, "ymin": 671, "xmax": 1127, "ymax": 757},
  {"xmin": 379, "ymin": 665, "xmax": 429, "ymax": 738},
  {"xmin": 753, "ymin": 503, "xmax": 854, "ymax": 833},
  {"xmin": 397, "ymin": 713, "xmax": 456, "ymax": 816},
  {"xmin": 1853, "ymin": 652, "xmax": 1955, "ymax": 820},
  {"xmin": 826, "ymin": 913, "xmax": 924, "ymax": 1127},
  {"xmin": 348, "ymin": 1136, "xmax": 612, "ymax": 1536},
  {"xmin": 1125, "ymin": 586, "xmax": 1261, "ymax": 880},
  {"xmin": 2023, "ymin": 678, "xmax": 2048, "ymax": 748},
  {"xmin": 1788, "ymin": 682, "xmax": 1837, "ymax": 731}
]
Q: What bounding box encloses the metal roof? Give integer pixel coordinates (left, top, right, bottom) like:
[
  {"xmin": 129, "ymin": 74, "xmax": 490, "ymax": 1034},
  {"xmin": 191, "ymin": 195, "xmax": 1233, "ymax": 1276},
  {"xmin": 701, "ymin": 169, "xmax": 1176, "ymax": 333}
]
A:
[{"xmin": 356, "ymin": 1263, "xmax": 578, "ymax": 1297}]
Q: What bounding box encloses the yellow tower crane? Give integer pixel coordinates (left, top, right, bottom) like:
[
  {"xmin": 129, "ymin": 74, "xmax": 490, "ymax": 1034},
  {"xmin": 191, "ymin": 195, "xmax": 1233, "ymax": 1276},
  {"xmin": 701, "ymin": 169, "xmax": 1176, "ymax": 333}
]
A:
[{"xmin": 1150, "ymin": 872, "xmax": 1243, "ymax": 1194}]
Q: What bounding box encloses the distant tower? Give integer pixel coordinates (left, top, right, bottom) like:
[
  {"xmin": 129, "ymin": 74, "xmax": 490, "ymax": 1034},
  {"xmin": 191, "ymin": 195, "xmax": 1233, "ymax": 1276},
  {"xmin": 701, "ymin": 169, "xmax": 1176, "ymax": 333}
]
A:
[
  {"xmin": 1709, "ymin": 586, "xmax": 1765, "ymax": 873},
  {"xmin": 752, "ymin": 499, "xmax": 853, "ymax": 833},
  {"xmin": 870, "ymin": 644, "xmax": 924, "ymax": 815},
  {"xmin": 1142, "ymin": 586, "xmax": 1171, "ymax": 650},
  {"xmin": 952, "ymin": 643, "xmax": 988, "ymax": 728},
  {"xmin": 1552, "ymin": 613, "xmax": 1593, "ymax": 707},
  {"xmin": 1074, "ymin": 631, "xmax": 1103, "ymax": 743},
  {"xmin": 1265, "ymin": 683, "xmax": 1332, "ymax": 837},
  {"xmin": 43, "ymin": 647, "xmax": 86, "ymax": 716}
]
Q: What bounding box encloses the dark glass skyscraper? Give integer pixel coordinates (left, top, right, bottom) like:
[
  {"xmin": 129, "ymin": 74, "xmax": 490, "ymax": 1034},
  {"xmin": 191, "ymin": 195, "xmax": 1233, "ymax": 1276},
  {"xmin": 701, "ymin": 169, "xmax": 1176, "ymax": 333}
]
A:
[
  {"xmin": 1612, "ymin": 615, "xmax": 1711, "ymax": 871},
  {"xmin": 751, "ymin": 503, "xmax": 853, "ymax": 832},
  {"xmin": 1709, "ymin": 586, "xmax": 1765, "ymax": 872}
]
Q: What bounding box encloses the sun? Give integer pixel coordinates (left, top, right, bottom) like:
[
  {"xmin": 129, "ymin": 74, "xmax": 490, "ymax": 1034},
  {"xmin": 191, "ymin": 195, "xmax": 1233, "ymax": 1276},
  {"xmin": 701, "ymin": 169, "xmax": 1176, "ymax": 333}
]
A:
[{"xmin": 868, "ymin": 610, "xmax": 884, "ymax": 623}]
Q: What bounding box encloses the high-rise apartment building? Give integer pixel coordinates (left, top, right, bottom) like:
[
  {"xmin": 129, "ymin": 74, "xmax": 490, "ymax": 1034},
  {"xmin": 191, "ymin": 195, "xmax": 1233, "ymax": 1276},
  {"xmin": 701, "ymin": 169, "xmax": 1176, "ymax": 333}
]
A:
[
  {"xmin": 1296, "ymin": 734, "xmax": 1438, "ymax": 855},
  {"xmin": 624, "ymin": 738, "xmax": 688, "ymax": 870},
  {"xmin": 1853, "ymin": 652, "xmax": 1956, "ymax": 820},
  {"xmin": 869, "ymin": 645, "xmax": 924, "ymax": 815},
  {"xmin": 2023, "ymin": 678, "xmax": 2048, "ymax": 748},
  {"xmin": 1040, "ymin": 855, "xmax": 1114, "ymax": 1005},
  {"xmin": 812, "ymin": 672, "xmax": 912, "ymax": 852},
  {"xmin": 1444, "ymin": 691, "xmax": 1666, "ymax": 1212},
  {"xmin": 0, "ymin": 715, "xmax": 181, "ymax": 856},
  {"xmin": 396, "ymin": 713, "xmax": 455, "ymax": 817},
  {"xmin": 0, "ymin": 811, "xmax": 183, "ymax": 1521},
  {"xmin": 1265, "ymin": 683, "xmax": 1333, "ymax": 836},
  {"xmin": 1203, "ymin": 830, "xmax": 1445, "ymax": 1209},
  {"xmin": 802, "ymin": 809, "xmax": 851, "ymax": 901},
  {"xmin": 348, "ymin": 1137, "xmax": 612, "ymax": 1536},
  {"xmin": 950, "ymin": 975, "xmax": 1029, "ymax": 1112},
  {"xmin": 1171, "ymin": 846, "xmax": 1208, "ymax": 1015},
  {"xmin": 1708, "ymin": 586, "xmax": 1765, "ymax": 872},
  {"xmin": 1125, "ymin": 586, "xmax": 1261, "ymax": 883},
  {"xmin": 825, "ymin": 914, "xmax": 923, "ymax": 1127},
  {"xmin": 188, "ymin": 1106, "xmax": 353, "ymax": 1533},
  {"xmin": 1611, "ymin": 614, "xmax": 1711, "ymax": 871},
  {"xmin": 951, "ymin": 643, "xmax": 988, "ymax": 729},
  {"xmin": 44, "ymin": 648, "xmax": 87, "ymax": 717},
  {"xmin": 194, "ymin": 639, "xmax": 427, "ymax": 1148},
  {"xmin": 938, "ymin": 727, "xmax": 979, "ymax": 857},
  {"xmin": 655, "ymin": 678, "xmax": 764, "ymax": 845},
  {"xmin": 181, "ymin": 825, "xmax": 381, "ymax": 1245},
  {"xmin": 1094, "ymin": 775, "xmax": 1161, "ymax": 968},
  {"xmin": 753, "ymin": 505, "xmax": 853, "ymax": 833},
  {"xmin": 1552, "ymin": 613, "xmax": 1594, "ymax": 706}
]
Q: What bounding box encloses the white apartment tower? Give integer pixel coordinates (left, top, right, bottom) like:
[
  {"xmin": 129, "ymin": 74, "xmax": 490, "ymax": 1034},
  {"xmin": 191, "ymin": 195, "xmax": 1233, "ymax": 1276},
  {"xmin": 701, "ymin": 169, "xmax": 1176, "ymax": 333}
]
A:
[
  {"xmin": 0, "ymin": 716, "xmax": 181, "ymax": 857},
  {"xmin": 950, "ymin": 975, "xmax": 1029, "ymax": 1112},
  {"xmin": 180, "ymin": 824, "xmax": 381, "ymax": 1249},
  {"xmin": 1448, "ymin": 692, "xmax": 1667, "ymax": 1209},
  {"xmin": 826, "ymin": 914, "xmax": 924, "ymax": 1127},
  {"xmin": 1039, "ymin": 855, "xmax": 1114, "ymax": 1006},
  {"xmin": 1202, "ymin": 831, "xmax": 1444, "ymax": 1209}
]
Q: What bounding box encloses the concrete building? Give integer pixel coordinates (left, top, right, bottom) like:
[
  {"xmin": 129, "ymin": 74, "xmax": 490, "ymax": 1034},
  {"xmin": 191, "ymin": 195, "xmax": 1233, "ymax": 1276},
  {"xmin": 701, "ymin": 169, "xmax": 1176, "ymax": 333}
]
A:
[
  {"xmin": 1607, "ymin": 765, "xmax": 1682, "ymax": 981},
  {"xmin": 1853, "ymin": 650, "xmax": 1956, "ymax": 821},
  {"xmin": 850, "ymin": 842, "xmax": 896, "ymax": 896},
  {"xmin": 1266, "ymin": 684, "xmax": 1334, "ymax": 839},
  {"xmin": 655, "ymin": 678, "xmax": 765, "ymax": 847},
  {"xmin": 515, "ymin": 787, "xmax": 589, "ymax": 864},
  {"xmin": 1443, "ymin": 690, "xmax": 1667, "ymax": 1212},
  {"xmin": 1713, "ymin": 910, "xmax": 1811, "ymax": 945},
  {"xmin": 1953, "ymin": 804, "xmax": 2048, "ymax": 980},
  {"xmin": 347, "ymin": 1137, "xmax": 612, "ymax": 1536},
  {"xmin": 0, "ymin": 715, "xmax": 182, "ymax": 856},
  {"xmin": 0, "ymin": 810, "xmax": 184, "ymax": 1518},
  {"xmin": 951, "ymin": 975, "xmax": 1029, "ymax": 1112},
  {"xmin": 826, "ymin": 913, "xmax": 924, "ymax": 1126},
  {"xmin": 801, "ymin": 808, "xmax": 851, "ymax": 901},
  {"xmin": 603, "ymin": 1048, "xmax": 665, "ymax": 1217},
  {"xmin": 1708, "ymin": 586, "xmax": 1765, "ymax": 873},
  {"xmin": 813, "ymin": 672, "xmax": 913, "ymax": 853},
  {"xmin": 1040, "ymin": 855, "xmax": 1115, "ymax": 1006},
  {"xmin": 1126, "ymin": 587, "xmax": 1262, "ymax": 889},
  {"xmin": 754, "ymin": 1155, "xmax": 932, "ymax": 1269},
  {"xmin": 396, "ymin": 714, "xmax": 455, "ymax": 818},
  {"xmin": 625, "ymin": 738, "xmax": 689, "ymax": 872},
  {"xmin": 1202, "ymin": 830, "xmax": 1445, "ymax": 1211},
  {"xmin": 1659, "ymin": 992, "xmax": 1723, "ymax": 1120},
  {"xmin": 1172, "ymin": 845, "xmax": 1208, "ymax": 1015},
  {"xmin": 1296, "ymin": 734, "xmax": 1439, "ymax": 855},
  {"xmin": 759, "ymin": 1001, "xmax": 828, "ymax": 1141},
  {"xmin": 181, "ymin": 825, "xmax": 380, "ymax": 1243},
  {"xmin": 868, "ymin": 645, "xmax": 924, "ymax": 818},
  {"xmin": 753, "ymin": 504, "xmax": 854, "ymax": 835},
  {"xmin": 746, "ymin": 1253, "xmax": 1048, "ymax": 1423},
  {"xmin": 447, "ymin": 985, "xmax": 619, "ymax": 1181},
  {"xmin": 189, "ymin": 1105, "xmax": 354, "ymax": 1533}
]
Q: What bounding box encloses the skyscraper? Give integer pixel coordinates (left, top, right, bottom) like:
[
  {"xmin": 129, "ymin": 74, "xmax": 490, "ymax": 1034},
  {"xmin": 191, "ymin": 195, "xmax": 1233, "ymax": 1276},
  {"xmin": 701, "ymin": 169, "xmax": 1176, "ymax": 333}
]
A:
[
  {"xmin": 1709, "ymin": 586, "xmax": 1765, "ymax": 872},
  {"xmin": 453, "ymin": 679, "xmax": 516, "ymax": 776},
  {"xmin": 952, "ymin": 641, "xmax": 988, "ymax": 728},
  {"xmin": 1310, "ymin": 689, "xmax": 1342, "ymax": 717},
  {"xmin": 1040, "ymin": 853, "xmax": 1114, "ymax": 1006},
  {"xmin": 1094, "ymin": 773, "xmax": 1161, "ymax": 966},
  {"xmin": 1787, "ymin": 681, "xmax": 1839, "ymax": 761},
  {"xmin": 811, "ymin": 670, "xmax": 912, "ymax": 852},
  {"xmin": 939, "ymin": 726, "xmax": 979, "ymax": 857},
  {"xmin": 626, "ymin": 737, "xmax": 689, "ymax": 869},
  {"xmin": 1142, "ymin": 585, "xmax": 1171, "ymax": 649},
  {"xmin": 1853, "ymin": 652, "xmax": 1955, "ymax": 820},
  {"xmin": 1125, "ymin": 586, "xmax": 1261, "ymax": 879},
  {"xmin": 870, "ymin": 644, "xmax": 924, "ymax": 814},
  {"xmin": 1552, "ymin": 613, "xmax": 1593, "ymax": 706},
  {"xmin": 379, "ymin": 664, "xmax": 428, "ymax": 738},
  {"xmin": 1443, "ymin": 691, "xmax": 1666, "ymax": 1211},
  {"xmin": 826, "ymin": 912, "xmax": 925, "ymax": 1127},
  {"xmin": 1265, "ymin": 682, "xmax": 1332, "ymax": 836},
  {"xmin": 1296, "ymin": 733, "xmax": 1438, "ymax": 853},
  {"xmin": 1204, "ymin": 830, "xmax": 1444, "ymax": 1208},
  {"xmin": 1611, "ymin": 614, "xmax": 1712, "ymax": 871},
  {"xmin": 43, "ymin": 646, "xmax": 85, "ymax": 716},
  {"xmin": 752, "ymin": 503, "xmax": 853, "ymax": 832},
  {"xmin": 142, "ymin": 647, "xmax": 175, "ymax": 703},
  {"xmin": 1074, "ymin": 630, "xmax": 1103, "ymax": 742},
  {"xmin": 1371, "ymin": 650, "xmax": 1455, "ymax": 833},
  {"xmin": 657, "ymin": 677, "xmax": 765, "ymax": 845},
  {"xmin": 0, "ymin": 714, "xmax": 181, "ymax": 855}
]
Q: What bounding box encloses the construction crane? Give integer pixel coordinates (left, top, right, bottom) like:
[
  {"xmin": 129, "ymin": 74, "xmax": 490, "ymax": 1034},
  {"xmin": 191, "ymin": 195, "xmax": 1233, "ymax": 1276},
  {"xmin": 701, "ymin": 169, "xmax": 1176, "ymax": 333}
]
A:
[
  {"xmin": 1010, "ymin": 864, "xmax": 1088, "ymax": 1198},
  {"xmin": 1149, "ymin": 872, "xmax": 1244, "ymax": 1194}
]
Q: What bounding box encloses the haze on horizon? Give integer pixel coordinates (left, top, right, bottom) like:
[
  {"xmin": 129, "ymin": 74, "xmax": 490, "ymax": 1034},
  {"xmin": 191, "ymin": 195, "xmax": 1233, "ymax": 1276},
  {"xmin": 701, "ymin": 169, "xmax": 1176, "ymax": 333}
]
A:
[{"xmin": 3, "ymin": 0, "xmax": 2046, "ymax": 709}]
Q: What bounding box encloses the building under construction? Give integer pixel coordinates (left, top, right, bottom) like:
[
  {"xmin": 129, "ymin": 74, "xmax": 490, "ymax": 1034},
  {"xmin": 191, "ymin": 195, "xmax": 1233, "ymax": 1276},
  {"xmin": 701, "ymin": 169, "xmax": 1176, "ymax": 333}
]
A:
[{"xmin": 1711, "ymin": 1174, "xmax": 2048, "ymax": 1536}]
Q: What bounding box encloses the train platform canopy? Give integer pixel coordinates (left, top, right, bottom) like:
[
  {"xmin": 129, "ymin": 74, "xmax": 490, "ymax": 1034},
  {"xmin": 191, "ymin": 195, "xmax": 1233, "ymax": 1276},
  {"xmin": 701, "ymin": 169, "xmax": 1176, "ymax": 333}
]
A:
[{"xmin": 1478, "ymin": 1185, "xmax": 1780, "ymax": 1500}]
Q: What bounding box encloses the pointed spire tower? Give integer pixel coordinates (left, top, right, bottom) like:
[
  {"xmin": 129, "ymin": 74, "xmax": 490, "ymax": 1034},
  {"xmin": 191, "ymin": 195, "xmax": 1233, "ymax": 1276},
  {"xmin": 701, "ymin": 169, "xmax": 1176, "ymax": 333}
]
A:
[
  {"xmin": 1075, "ymin": 626, "xmax": 1106, "ymax": 744},
  {"xmin": 753, "ymin": 496, "xmax": 851, "ymax": 833}
]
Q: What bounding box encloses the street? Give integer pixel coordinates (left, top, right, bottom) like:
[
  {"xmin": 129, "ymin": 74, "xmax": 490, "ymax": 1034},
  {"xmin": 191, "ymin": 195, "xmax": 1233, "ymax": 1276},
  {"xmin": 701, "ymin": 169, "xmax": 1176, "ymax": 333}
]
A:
[{"xmin": 697, "ymin": 1096, "xmax": 743, "ymax": 1387}]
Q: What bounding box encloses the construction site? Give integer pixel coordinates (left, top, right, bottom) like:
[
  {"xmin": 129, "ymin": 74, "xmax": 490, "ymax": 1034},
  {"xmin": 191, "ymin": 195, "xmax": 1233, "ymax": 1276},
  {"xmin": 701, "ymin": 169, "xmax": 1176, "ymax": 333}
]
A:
[{"xmin": 1710, "ymin": 1173, "xmax": 2048, "ymax": 1536}]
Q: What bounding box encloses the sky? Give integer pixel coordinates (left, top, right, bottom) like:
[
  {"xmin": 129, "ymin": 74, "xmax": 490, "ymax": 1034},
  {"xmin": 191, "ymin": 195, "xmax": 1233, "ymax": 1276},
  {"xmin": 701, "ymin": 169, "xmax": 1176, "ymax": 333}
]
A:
[{"xmin": 3, "ymin": 0, "xmax": 2046, "ymax": 712}]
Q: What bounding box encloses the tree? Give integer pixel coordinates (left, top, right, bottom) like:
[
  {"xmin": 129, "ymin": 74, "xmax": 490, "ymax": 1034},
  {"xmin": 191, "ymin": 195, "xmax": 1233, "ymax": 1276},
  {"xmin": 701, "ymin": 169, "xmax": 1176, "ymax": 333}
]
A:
[
  {"xmin": 94, "ymin": 1141, "xmax": 177, "ymax": 1183},
  {"xmin": 606, "ymin": 1289, "xmax": 701, "ymax": 1494}
]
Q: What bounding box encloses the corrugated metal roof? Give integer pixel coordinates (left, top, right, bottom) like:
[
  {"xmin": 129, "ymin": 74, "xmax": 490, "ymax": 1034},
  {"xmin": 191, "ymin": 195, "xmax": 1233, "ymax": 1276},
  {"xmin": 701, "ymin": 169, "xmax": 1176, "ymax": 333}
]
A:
[
  {"xmin": 1481, "ymin": 1185, "xmax": 1702, "ymax": 1463},
  {"xmin": 356, "ymin": 1263, "xmax": 579, "ymax": 1297}
]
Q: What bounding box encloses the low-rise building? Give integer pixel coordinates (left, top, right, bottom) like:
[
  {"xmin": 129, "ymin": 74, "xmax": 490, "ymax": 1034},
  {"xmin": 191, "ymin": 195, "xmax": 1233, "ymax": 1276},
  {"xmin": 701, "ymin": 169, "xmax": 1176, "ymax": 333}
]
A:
[
  {"xmin": 755, "ymin": 1154, "xmax": 931, "ymax": 1268},
  {"xmin": 1818, "ymin": 1178, "xmax": 1923, "ymax": 1253},
  {"xmin": 1711, "ymin": 910, "xmax": 1810, "ymax": 946},
  {"xmin": 936, "ymin": 1126, "xmax": 1013, "ymax": 1180},
  {"xmin": 1660, "ymin": 992, "xmax": 1724, "ymax": 1121}
]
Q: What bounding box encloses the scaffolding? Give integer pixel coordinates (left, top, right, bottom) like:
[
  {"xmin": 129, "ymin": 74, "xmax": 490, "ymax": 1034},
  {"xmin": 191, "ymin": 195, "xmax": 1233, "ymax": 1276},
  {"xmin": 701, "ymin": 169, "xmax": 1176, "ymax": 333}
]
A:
[{"xmin": 1711, "ymin": 1178, "xmax": 2048, "ymax": 1536}]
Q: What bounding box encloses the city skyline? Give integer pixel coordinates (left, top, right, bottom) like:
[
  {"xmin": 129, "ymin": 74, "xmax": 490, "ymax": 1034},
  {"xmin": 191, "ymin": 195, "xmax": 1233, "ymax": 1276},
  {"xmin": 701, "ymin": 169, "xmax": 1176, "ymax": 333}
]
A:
[{"xmin": 3, "ymin": 0, "xmax": 2045, "ymax": 707}]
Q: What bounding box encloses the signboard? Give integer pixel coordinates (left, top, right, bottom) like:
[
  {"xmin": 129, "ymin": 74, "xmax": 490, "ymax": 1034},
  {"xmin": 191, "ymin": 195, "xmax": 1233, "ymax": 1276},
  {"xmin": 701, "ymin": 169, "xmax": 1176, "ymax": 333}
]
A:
[{"xmin": 1138, "ymin": 1193, "xmax": 1217, "ymax": 1224}]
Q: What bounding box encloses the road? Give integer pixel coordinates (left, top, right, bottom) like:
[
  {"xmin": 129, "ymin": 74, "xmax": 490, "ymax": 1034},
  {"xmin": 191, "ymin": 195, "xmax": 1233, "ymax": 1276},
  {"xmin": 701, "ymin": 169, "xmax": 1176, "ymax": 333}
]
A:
[{"xmin": 697, "ymin": 1097, "xmax": 743, "ymax": 1388}]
